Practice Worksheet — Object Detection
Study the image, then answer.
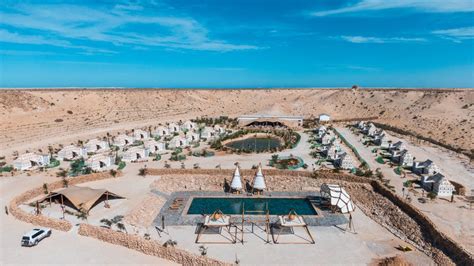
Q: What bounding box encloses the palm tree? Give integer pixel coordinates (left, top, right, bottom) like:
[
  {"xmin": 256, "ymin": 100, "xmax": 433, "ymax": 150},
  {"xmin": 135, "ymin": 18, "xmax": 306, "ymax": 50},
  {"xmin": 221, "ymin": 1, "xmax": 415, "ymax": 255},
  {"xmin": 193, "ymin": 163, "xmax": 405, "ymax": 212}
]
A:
[
  {"xmin": 116, "ymin": 222, "xmax": 127, "ymax": 233},
  {"xmin": 100, "ymin": 218, "xmax": 112, "ymax": 228}
]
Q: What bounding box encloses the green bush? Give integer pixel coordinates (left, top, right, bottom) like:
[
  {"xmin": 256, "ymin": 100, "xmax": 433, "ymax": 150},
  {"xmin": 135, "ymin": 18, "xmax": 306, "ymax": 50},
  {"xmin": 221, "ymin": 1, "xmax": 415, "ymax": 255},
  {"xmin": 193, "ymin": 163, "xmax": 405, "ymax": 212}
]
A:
[
  {"xmin": 403, "ymin": 180, "xmax": 412, "ymax": 188},
  {"xmin": 0, "ymin": 165, "xmax": 13, "ymax": 172},
  {"xmin": 118, "ymin": 161, "xmax": 126, "ymax": 170},
  {"xmin": 47, "ymin": 158, "xmax": 60, "ymax": 168},
  {"xmin": 394, "ymin": 166, "xmax": 402, "ymax": 175},
  {"xmin": 427, "ymin": 192, "xmax": 437, "ymax": 200},
  {"xmin": 376, "ymin": 156, "xmax": 385, "ymax": 164},
  {"xmin": 154, "ymin": 154, "xmax": 161, "ymax": 161}
]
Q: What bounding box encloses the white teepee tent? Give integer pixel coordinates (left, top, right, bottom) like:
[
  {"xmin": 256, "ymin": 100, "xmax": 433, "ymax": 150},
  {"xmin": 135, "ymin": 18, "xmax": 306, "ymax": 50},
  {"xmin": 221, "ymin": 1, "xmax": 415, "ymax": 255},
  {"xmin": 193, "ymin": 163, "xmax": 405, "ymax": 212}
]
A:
[
  {"xmin": 252, "ymin": 163, "xmax": 266, "ymax": 191},
  {"xmin": 230, "ymin": 166, "xmax": 243, "ymax": 191}
]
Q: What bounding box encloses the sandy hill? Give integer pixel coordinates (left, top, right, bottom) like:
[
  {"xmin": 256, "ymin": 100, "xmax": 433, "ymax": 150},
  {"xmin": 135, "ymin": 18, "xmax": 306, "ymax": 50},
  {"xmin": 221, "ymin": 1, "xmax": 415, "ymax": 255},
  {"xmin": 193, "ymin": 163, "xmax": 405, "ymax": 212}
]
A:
[{"xmin": 0, "ymin": 89, "xmax": 472, "ymax": 159}]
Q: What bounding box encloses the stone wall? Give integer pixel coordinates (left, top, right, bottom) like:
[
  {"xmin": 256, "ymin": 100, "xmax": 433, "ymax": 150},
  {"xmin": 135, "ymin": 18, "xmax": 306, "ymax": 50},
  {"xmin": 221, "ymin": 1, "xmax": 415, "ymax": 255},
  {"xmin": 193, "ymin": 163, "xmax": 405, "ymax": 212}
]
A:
[
  {"xmin": 146, "ymin": 168, "xmax": 371, "ymax": 184},
  {"xmin": 149, "ymin": 169, "xmax": 370, "ymax": 194},
  {"xmin": 370, "ymin": 181, "xmax": 473, "ymax": 266},
  {"xmin": 9, "ymin": 171, "xmax": 121, "ymax": 232},
  {"xmin": 78, "ymin": 224, "xmax": 230, "ymax": 266}
]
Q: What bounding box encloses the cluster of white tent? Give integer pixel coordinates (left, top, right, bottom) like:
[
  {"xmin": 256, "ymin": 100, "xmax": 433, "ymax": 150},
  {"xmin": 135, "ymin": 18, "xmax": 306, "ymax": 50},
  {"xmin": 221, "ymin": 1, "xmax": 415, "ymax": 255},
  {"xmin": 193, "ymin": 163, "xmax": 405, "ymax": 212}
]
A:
[{"xmin": 229, "ymin": 163, "xmax": 266, "ymax": 193}]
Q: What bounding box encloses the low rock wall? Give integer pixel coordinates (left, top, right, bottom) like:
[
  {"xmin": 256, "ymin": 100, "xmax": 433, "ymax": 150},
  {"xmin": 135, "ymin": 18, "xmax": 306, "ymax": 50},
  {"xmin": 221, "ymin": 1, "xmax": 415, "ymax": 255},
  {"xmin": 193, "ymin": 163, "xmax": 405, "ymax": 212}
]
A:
[
  {"xmin": 146, "ymin": 168, "xmax": 371, "ymax": 183},
  {"xmin": 78, "ymin": 224, "xmax": 229, "ymax": 266}
]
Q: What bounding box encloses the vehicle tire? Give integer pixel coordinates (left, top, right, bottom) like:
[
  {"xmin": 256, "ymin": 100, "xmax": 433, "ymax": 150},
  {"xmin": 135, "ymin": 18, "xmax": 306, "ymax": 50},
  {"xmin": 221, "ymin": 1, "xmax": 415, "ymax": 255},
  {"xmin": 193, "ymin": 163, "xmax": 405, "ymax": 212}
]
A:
[
  {"xmin": 34, "ymin": 240, "xmax": 39, "ymax": 246},
  {"xmin": 47, "ymin": 231, "xmax": 51, "ymax": 237}
]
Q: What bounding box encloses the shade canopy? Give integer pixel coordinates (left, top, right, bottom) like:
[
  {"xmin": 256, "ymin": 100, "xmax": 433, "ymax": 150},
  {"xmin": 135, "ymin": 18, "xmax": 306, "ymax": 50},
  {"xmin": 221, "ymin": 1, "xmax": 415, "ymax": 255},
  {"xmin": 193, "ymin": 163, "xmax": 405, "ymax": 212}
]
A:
[
  {"xmin": 40, "ymin": 186, "xmax": 124, "ymax": 212},
  {"xmin": 320, "ymin": 183, "xmax": 355, "ymax": 214},
  {"xmin": 252, "ymin": 164, "xmax": 266, "ymax": 190},
  {"xmin": 230, "ymin": 166, "xmax": 243, "ymax": 190}
]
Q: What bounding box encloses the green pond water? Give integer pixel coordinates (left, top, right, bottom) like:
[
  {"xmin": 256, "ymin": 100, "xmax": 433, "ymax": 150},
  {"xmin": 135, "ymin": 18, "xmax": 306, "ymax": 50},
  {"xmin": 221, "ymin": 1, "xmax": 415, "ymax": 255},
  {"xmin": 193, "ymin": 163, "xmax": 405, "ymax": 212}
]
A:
[{"xmin": 225, "ymin": 137, "xmax": 281, "ymax": 152}]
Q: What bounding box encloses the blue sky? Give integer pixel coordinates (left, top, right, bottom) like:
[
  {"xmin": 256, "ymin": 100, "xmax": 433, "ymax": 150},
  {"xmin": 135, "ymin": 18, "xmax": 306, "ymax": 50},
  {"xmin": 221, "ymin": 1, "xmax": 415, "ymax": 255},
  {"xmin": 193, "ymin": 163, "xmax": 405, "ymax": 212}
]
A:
[{"xmin": 0, "ymin": 0, "xmax": 473, "ymax": 88}]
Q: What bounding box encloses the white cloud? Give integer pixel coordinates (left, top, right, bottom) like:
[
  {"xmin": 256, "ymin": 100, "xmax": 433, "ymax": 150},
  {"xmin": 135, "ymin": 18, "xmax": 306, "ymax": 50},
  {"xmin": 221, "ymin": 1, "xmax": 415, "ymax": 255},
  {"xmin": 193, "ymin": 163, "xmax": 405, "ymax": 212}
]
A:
[
  {"xmin": 0, "ymin": 29, "xmax": 116, "ymax": 54},
  {"xmin": 432, "ymin": 27, "xmax": 474, "ymax": 42},
  {"xmin": 0, "ymin": 3, "xmax": 258, "ymax": 52},
  {"xmin": 340, "ymin": 35, "xmax": 427, "ymax": 43},
  {"xmin": 312, "ymin": 0, "xmax": 474, "ymax": 16}
]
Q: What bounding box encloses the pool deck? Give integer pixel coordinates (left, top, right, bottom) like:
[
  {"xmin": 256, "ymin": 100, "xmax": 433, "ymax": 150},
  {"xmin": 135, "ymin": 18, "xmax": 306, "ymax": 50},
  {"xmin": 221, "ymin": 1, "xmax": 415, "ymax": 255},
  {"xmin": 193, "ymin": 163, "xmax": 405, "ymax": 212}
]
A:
[{"xmin": 153, "ymin": 191, "xmax": 347, "ymax": 227}]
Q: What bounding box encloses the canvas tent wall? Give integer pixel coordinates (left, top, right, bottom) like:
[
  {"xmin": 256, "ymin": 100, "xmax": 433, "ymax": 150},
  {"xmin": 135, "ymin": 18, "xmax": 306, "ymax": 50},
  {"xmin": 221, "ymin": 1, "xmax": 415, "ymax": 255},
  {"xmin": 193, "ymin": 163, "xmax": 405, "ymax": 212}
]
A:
[
  {"xmin": 230, "ymin": 166, "xmax": 243, "ymax": 191},
  {"xmin": 320, "ymin": 183, "xmax": 355, "ymax": 214},
  {"xmin": 40, "ymin": 186, "xmax": 124, "ymax": 213}
]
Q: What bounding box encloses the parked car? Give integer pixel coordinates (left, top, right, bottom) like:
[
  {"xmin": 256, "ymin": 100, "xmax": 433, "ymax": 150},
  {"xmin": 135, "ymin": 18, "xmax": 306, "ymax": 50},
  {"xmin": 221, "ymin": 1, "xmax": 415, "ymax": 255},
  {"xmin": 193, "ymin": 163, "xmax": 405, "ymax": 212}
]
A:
[{"xmin": 21, "ymin": 228, "xmax": 51, "ymax": 247}]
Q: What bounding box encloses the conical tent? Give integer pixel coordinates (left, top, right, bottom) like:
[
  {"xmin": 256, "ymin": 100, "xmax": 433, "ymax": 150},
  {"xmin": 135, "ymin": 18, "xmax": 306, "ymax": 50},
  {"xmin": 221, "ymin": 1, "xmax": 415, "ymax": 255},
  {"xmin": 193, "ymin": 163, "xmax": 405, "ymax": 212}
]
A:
[
  {"xmin": 320, "ymin": 183, "xmax": 355, "ymax": 214},
  {"xmin": 253, "ymin": 164, "xmax": 266, "ymax": 190},
  {"xmin": 230, "ymin": 166, "xmax": 243, "ymax": 190}
]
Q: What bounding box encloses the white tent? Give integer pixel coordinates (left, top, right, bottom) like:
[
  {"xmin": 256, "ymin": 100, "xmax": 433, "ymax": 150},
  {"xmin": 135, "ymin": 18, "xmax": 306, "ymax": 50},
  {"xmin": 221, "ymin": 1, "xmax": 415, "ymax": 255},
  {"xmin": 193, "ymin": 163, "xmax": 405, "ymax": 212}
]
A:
[
  {"xmin": 252, "ymin": 164, "xmax": 266, "ymax": 190},
  {"xmin": 230, "ymin": 166, "xmax": 243, "ymax": 190},
  {"xmin": 320, "ymin": 183, "xmax": 355, "ymax": 214}
]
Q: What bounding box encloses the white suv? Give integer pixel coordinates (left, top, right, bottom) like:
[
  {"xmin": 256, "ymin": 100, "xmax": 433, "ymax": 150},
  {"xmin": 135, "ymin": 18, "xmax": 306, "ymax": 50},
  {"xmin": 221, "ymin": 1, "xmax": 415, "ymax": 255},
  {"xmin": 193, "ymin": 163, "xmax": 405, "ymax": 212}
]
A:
[{"xmin": 21, "ymin": 228, "xmax": 52, "ymax": 247}]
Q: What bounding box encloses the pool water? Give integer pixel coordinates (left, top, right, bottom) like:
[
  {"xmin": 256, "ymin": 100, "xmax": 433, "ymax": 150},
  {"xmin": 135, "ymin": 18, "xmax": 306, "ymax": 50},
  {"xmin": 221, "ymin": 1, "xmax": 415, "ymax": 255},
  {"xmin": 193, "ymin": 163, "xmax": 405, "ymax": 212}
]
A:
[
  {"xmin": 187, "ymin": 197, "xmax": 317, "ymax": 215},
  {"xmin": 225, "ymin": 137, "xmax": 281, "ymax": 152}
]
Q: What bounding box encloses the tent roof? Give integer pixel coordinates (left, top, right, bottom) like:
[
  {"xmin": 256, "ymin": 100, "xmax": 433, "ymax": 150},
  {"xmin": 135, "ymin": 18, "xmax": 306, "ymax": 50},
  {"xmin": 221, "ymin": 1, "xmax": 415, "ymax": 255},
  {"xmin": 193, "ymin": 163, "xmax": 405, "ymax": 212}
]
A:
[
  {"xmin": 40, "ymin": 186, "xmax": 123, "ymax": 212},
  {"xmin": 320, "ymin": 183, "xmax": 355, "ymax": 214},
  {"xmin": 230, "ymin": 166, "xmax": 243, "ymax": 190},
  {"xmin": 253, "ymin": 164, "xmax": 266, "ymax": 190}
]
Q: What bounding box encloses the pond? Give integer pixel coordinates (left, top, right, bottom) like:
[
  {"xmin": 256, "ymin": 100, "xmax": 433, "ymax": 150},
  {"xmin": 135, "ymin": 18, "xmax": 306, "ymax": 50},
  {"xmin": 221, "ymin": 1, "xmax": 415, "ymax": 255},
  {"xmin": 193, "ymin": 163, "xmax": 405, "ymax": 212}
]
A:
[
  {"xmin": 187, "ymin": 197, "xmax": 318, "ymax": 215},
  {"xmin": 270, "ymin": 156, "xmax": 305, "ymax": 170},
  {"xmin": 225, "ymin": 137, "xmax": 281, "ymax": 152}
]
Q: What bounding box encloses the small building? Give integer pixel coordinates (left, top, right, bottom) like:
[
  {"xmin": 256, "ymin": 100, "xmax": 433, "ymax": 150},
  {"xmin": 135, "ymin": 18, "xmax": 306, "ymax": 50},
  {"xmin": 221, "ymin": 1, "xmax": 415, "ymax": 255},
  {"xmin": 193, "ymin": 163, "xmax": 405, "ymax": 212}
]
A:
[
  {"xmin": 389, "ymin": 141, "xmax": 406, "ymax": 152},
  {"xmin": 181, "ymin": 120, "xmax": 197, "ymax": 131},
  {"xmin": 421, "ymin": 173, "xmax": 455, "ymax": 197},
  {"xmin": 397, "ymin": 149, "xmax": 414, "ymax": 167},
  {"xmin": 200, "ymin": 127, "xmax": 216, "ymax": 140},
  {"xmin": 13, "ymin": 152, "xmax": 50, "ymax": 170},
  {"xmin": 154, "ymin": 126, "xmax": 170, "ymax": 137},
  {"xmin": 334, "ymin": 153, "xmax": 354, "ymax": 170},
  {"xmin": 186, "ymin": 132, "xmax": 200, "ymax": 143},
  {"xmin": 168, "ymin": 136, "xmax": 188, "ymax": 149},
  {"xmin": 168, "ymin": 123, "xmax": 180, "ymax": 133},
  {"xmin": 85, "ymin": 139, "xmax": 109, "ymax": 153},
  {"xmin": 319, "ymin": 113, "xmax": 331, "ymax": 123},
  {"xmin": 114, "ymin": 134, "xmax": 135, "ymax": 148},
  {"xmin": 323, "ymin": 143, "xmax": 339, "ymax": 160},
  {"xmin": 316, "ymin": 126, "xmax": 327, "ymax": 138},
  {"xmin": 144, "ymin": 140, "xmax": 165, "ymax": 153},
  {"xmin": 133, "ymin": 129, "xmax": 149, "ymax": 141},
  {"xmin": 320, "ymin": 132, "xmax": 333, "ymax": 145},
  {"xmin": 374, "ymin": 133, "xmax": 390, "ymax": 148},
  {"xmin": 213, "ymin": 125, "xmax": 226, "ymax": 134},
  {"xmin": 86, "ymin": 154, "xmax": 115, "ymax": 171},
  {"xmin": 122, "ymin": 146, "xmax": 150, "ymax": 162},
  {"xmin": 412, "ymin": 159, "xmax": 440, "ymax": 176},
  {"xmin": 364, "ymin": 123, "xmax": 377, "ymax": 137},
  {"xmin": 57, "ymin": 145, "xmax": 87, "ymax": 161},
  {"xmin": 357, "ymin": 121, "xmax": 366, "ymax": 130}
]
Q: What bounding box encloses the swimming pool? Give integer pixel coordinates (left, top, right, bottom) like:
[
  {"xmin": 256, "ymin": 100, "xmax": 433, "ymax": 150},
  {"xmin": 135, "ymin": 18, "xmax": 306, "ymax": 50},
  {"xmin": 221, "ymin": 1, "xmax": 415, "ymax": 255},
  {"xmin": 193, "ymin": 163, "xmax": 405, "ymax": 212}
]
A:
[{"xmin": 186, "ymin": 197, "xmax": 317, "ymax": 215}]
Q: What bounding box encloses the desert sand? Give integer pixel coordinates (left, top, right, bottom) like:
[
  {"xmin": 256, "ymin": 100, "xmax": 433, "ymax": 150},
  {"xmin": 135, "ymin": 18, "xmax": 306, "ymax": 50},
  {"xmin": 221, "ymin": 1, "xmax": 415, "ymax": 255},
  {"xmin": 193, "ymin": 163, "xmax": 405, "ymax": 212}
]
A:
[{"xmin": 1, "ymin": 88, "xmax": 472, "ymax": 161}]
